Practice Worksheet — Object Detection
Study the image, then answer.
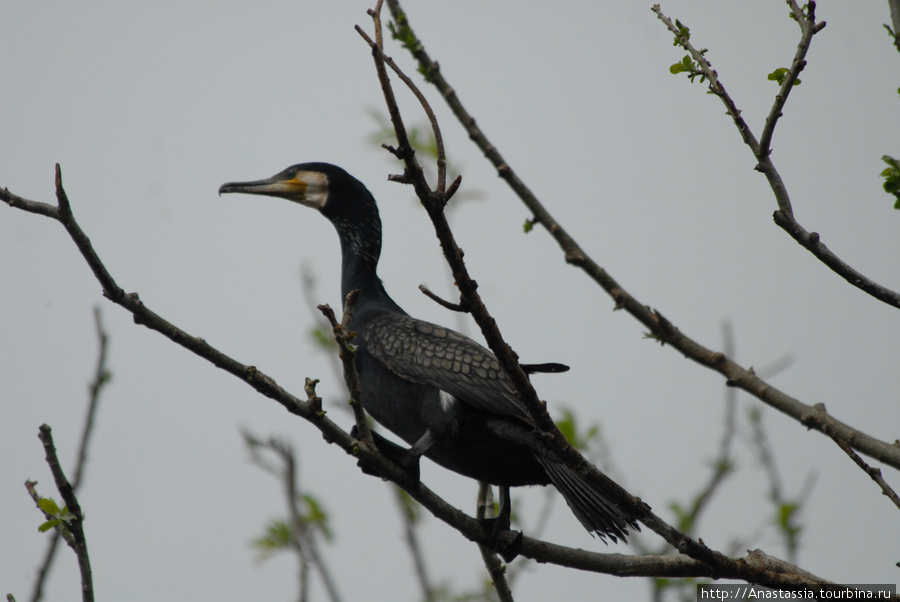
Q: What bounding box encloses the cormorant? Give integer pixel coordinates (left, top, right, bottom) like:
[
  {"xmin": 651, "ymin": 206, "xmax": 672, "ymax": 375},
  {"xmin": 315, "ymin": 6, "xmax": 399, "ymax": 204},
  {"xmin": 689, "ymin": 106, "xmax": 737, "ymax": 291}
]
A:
[{"xmin": 219, "ymin": 162, "xmax": 638, "ymax": 547}]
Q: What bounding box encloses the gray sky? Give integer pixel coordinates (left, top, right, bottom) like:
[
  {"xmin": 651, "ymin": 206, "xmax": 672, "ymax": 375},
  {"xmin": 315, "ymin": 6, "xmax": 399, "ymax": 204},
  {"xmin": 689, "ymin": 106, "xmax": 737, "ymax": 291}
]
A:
[{"xmin": 2, "ymin": 2, "xmax": 898, "ymax": 600}]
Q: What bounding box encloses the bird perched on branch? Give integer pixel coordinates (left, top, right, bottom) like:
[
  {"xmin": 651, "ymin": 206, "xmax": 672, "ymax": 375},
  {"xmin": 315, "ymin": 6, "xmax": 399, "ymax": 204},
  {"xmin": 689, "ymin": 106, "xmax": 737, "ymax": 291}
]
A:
[{"xmin": 219, "ymin": 162, "xmax": 638, "ymax": 552}]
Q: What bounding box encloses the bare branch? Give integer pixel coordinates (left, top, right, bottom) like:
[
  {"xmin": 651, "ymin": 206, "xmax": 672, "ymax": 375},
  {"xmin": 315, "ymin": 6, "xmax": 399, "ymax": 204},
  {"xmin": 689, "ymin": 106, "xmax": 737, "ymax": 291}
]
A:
[
  {"xmin": 393, "ymin": 488, "xmax": 438, "ymax": 602},
  {"xmin": 816, "ymin": 406, "xmax": 900, "ymax": 513},
  {"xmin": 355, "ymin": 19, "xmax": 447, "ymax": 194},
  {"xmin": 418, "ymin": 283, "xmax": 468, "ymax": 313},
  {"xmin": 317, "ymin": 292, "xmax": 372, "ymax": 446},
  {"xmin": 758, "ymin": 2, "xmax": 823, "ymax": 161},
  {"xmin": 770, "ymin": 213, "xmax": 900, "ymax": 308},
  {"xmin": 245, "ymin": 433, "xmax": 344, "ymax": 602}
]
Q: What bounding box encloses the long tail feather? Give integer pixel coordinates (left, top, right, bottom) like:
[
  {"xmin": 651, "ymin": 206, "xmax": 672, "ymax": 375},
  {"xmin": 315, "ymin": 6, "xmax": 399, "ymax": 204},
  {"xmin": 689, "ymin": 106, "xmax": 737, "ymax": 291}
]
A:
[{"xmin": 536, "ymin": 456, "xmax": 639, "ymax": 543}]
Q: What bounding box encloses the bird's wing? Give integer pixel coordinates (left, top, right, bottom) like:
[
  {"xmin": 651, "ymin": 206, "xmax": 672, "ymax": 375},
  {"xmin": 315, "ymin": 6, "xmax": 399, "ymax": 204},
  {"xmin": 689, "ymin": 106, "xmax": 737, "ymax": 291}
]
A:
[{"xmin": 366, "ymin": 313, "xmax": 533, "ymax": 422}]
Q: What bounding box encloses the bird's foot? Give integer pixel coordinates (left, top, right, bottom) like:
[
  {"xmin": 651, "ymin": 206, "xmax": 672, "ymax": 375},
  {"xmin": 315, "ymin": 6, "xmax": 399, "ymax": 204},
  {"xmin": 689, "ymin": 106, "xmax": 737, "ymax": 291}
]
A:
[
  {"xmin": 478, "ymin": 517, "xmax": 524, "ymax": 562},
  {"xmin": 350, "ymin": 426, "xmax": 421, "ymax": 487}
]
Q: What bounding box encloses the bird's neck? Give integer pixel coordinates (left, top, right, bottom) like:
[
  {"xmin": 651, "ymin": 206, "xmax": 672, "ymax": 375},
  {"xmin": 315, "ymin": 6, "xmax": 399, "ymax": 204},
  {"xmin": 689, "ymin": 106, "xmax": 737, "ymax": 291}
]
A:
[
  {"xmin": 340, "ymin": 248, "xmax": 382, "ymax": 299},
  {"xmin": 333, "ymin": 218, "xmax": 391, "ymax": 304}
]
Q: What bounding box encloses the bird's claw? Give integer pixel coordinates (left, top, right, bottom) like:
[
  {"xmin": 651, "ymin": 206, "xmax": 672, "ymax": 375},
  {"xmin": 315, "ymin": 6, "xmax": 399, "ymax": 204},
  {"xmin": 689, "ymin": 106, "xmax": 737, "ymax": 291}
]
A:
[
  {"xmin": 350, "ymin": 425, "xmax": 421, "ymax": 487},
  {"xmin": 479, "ymin": 517, "xmax": 523, "ymax": 562}
]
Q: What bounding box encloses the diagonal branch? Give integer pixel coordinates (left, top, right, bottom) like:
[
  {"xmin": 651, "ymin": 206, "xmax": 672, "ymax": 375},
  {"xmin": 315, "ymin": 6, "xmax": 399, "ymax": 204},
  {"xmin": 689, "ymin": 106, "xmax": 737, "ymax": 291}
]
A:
[
  {"xmin": 378, "ymin": 0, "xmax": 900, "ymax": 471},
  {"xmin": 356, "ymin": 20, "xmax": 447, "ymax": 195},
  {"xmin": 816, "ymin": 406, "xmax": 900, "ymax": 513}
]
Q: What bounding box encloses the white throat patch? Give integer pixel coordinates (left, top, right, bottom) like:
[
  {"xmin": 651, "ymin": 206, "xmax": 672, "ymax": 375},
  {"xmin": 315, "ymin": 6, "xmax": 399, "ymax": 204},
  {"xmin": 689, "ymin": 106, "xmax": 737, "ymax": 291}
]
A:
[{"xmin": 294, "ymin": 170, "xmax": 329, "ymax": 209}]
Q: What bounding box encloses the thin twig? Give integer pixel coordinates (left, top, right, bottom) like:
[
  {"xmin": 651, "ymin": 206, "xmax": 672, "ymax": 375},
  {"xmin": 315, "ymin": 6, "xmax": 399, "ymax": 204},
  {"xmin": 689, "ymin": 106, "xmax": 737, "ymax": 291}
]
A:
[
  {"xmin": 245, "ymin": 433, "xmax": 344, "ymax": 602},
  {"xmin": 418, "ymin": 283, "xmax": 468, "ymax": 312},
  {"xmin": 355, "ymin": 22, "xmax": 446, "ymax": 194},
  {"xmin": 29, "ymin": 308, "xmax": 110, "ymax": 602},
  {"xmin": 652, "ymin": 5, "xmax": 795, "ymax": 217},
  {"xmin": 682, "ymin": 323, "xmax": 740, "ymax": 532},
  {"xmin": 758, "ymin": 1, "xmax": 821, "ymax": 161},
  {"xmin": 317, "ymin": 291, "xmax": 372, "ymax": 445},
  {"xmin": 394, "ymin": 488, "xmax": 437, "ymax": 602},
  {"xmin": 747, "ymin": 406, "xmax": 806, "ymax": 563},
  {"xmin": 71, "ymin": 307, "xmax": 109, "ymax": 489},
  {"xmin": 36, "ymin": 425, "xmax": 94, "ymax": 602},
  {"xmin": 816, "ymin": 406, "xmax": 900, "ymax": 512}
]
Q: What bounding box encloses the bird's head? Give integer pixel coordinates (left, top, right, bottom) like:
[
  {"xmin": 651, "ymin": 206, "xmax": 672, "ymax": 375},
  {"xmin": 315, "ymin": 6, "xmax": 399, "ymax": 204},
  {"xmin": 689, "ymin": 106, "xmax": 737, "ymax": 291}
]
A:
[
  {"xmin": 219, "ymin": 162, "xmax": 379, "ymax": 223},
  {"xmin": 218, "ymin": 162, "xmax": 333, "ymax": 209},
  {"xmin": 219, "ymin": 162, "xmax": 384, "ymax": 282}
]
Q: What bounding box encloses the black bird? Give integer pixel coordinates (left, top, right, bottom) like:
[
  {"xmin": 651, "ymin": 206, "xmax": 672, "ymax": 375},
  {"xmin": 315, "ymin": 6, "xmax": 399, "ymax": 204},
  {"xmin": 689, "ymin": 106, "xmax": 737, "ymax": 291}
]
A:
[{"xmin": 219, "ymin": 162, "xmax": 638, "ymax": 546}]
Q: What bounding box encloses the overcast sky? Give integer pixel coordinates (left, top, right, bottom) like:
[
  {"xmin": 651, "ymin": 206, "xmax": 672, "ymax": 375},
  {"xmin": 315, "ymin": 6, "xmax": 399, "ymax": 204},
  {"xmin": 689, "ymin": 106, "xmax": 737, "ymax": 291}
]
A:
[{"xmin": 2, "ymin": 2, "xmax": 899, "ymax": 601}]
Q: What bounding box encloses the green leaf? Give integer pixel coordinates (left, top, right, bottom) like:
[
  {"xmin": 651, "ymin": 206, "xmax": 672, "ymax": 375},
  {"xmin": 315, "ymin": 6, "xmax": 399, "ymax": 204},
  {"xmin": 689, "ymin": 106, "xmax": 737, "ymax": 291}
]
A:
[
  {"xmin": 302, "ymin": 493, "xmax": 332, "ymax": 541},
  {"xmin": 767, "ymin": 68, "xmax": 801, "ymax": 86},
  {"xmin": 672, "ymin": 19, "xmax": 691, "ymax": 46},
  {"xmin": 555, "ymin": 408, "xmax": 603, "ymax": 454},
  {"xmin": 879, "ymin": 155, "xmax": 900, "ymax": 208},
  {"xmin": 556, "ymin": 411, "xmax": 577, "ymax": 445},
  {"xmin": 670, "ymin": 56, "xmax": 700, "ymax": 80},
  {"xmin": 252, "ymin": 520, "xmax": 292, "ymax": 554},
  {"xmin": 37, "ymin": 497, "xmax": 61, "ymax": 516},
  {"xmin": 38, "ymin": 519, "xmax": 60, "ymax": 533},
  {"xmin": 768, "ymin": 68, "xmax": 788, "ymax": 84},
  {"xmin": 309, "ymin": 326, "xmax": 336, "ymax": 350}
]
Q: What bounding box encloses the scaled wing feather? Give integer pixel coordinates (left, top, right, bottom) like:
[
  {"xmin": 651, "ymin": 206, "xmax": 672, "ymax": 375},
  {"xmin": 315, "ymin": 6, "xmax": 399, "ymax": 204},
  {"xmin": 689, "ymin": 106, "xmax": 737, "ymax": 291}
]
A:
[{"xmin": 366, "ymin": 313, "xmax": 532, "ymax": 422}]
